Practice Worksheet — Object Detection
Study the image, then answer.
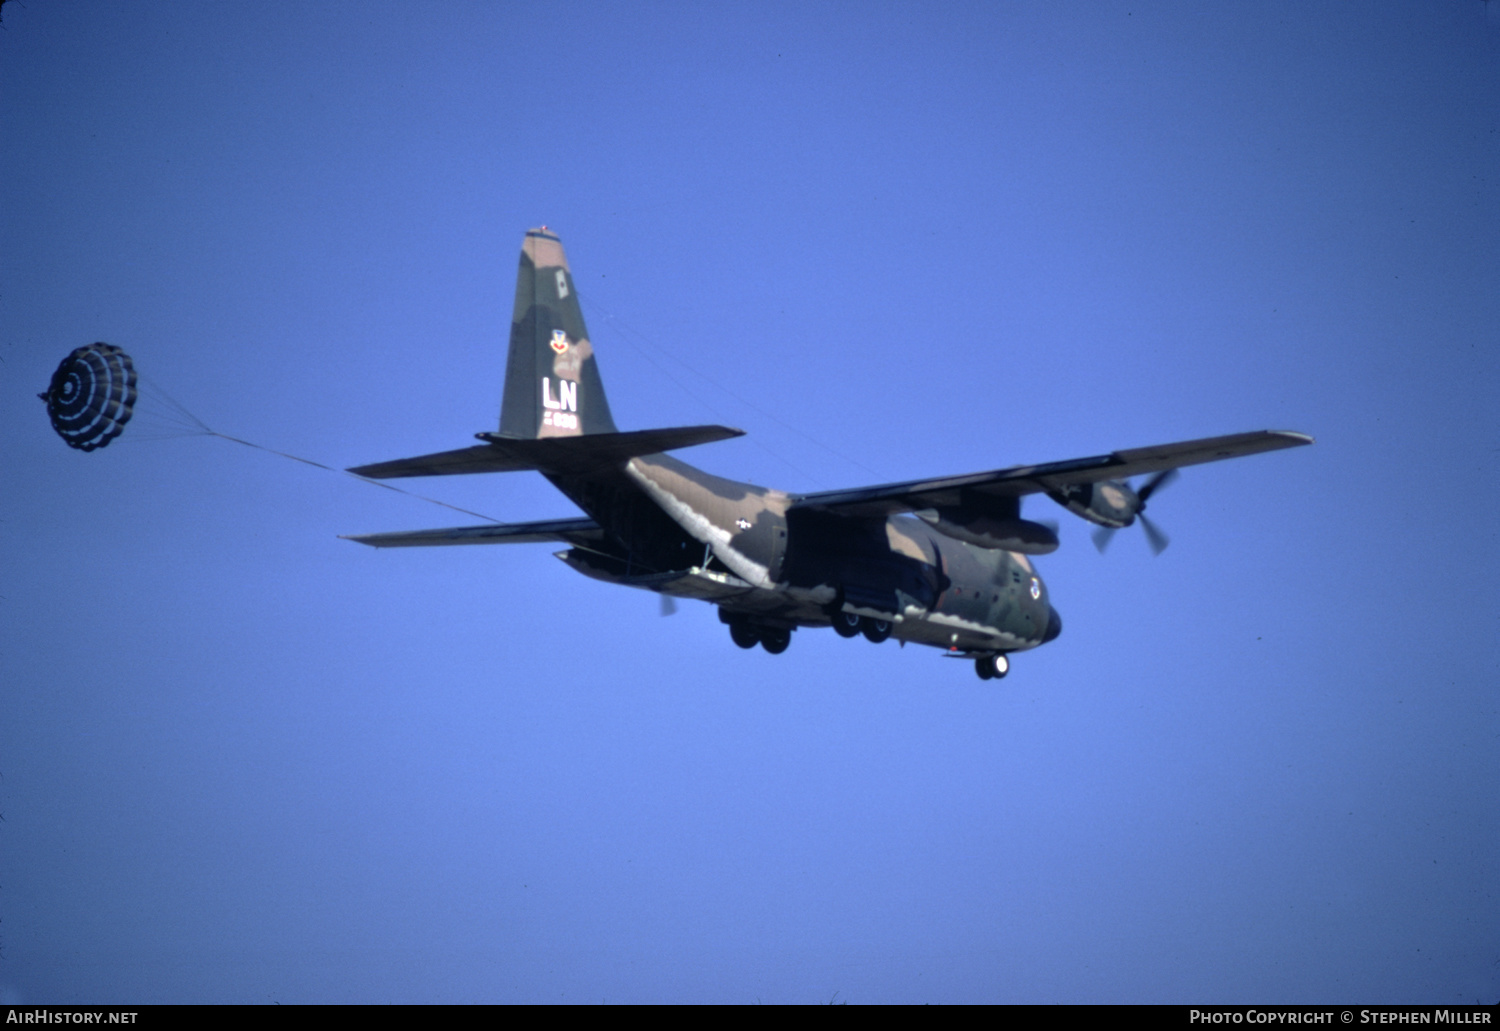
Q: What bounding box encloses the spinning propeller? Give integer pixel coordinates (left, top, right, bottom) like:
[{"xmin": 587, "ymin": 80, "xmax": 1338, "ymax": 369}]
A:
[{"xmin": 1091, "ymin": 468, "xmax": 1179, "ymax": 555}]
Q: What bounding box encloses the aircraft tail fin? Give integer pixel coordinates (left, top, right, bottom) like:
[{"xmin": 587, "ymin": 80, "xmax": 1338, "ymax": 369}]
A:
[
  {"xmin": 498, "ymin": 227, "xmax": 618, "ymax": 439},
  {"xmin": 346, "ymin": 227, "xmax": 746, "ymax": 481}
]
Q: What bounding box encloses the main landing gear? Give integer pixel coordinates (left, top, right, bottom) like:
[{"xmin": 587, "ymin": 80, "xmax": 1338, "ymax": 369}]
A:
[
  {"xmin": 830, "ymin": 610, "xmax": 862, "ymax": 638},
  {"xmin": 974, "ymin": 654, "xmax": 1009, "ymax": 681},
  {"xmin": 727, "ymin": 618, "xmax": 792, "ymax": 655},
  {"xmin": 729, "ymin": 621, "xmax": 760, "ymax": 649},
  {"xmin": 829, "ymin": 609, "xmax": 893, "ymax": 644}
]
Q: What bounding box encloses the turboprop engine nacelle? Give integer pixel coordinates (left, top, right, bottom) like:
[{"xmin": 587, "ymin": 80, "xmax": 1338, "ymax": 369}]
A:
[
  {"xmin": 913, "ymin": 508, "xmax": 1059, "ymax": 554},
  {"xmin": 1046, "ymin": 480, "xmax": 1139, "ymax": 529}
]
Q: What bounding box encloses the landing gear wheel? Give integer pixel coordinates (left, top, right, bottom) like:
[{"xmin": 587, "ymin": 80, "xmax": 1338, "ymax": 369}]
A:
[
  {"xmin": 860, "ymin": 617, "xmax": 893, "ymax": 644},
  {"xmin": 729, "ymin": 622, "xmax": 760, "ymax": 649},
  {"xmin": 760, "ymin": 628, "xmax": 791, "ymax": 654},
  {"xmin": 975, "ymin": 654, "xmax": 1009, "ymax": 680},
  {"xmin": 831, "ymin": 610, "xmax": 862, "ymax": 638}
]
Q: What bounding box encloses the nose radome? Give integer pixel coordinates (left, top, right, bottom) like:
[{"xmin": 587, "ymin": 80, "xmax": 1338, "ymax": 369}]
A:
[{"xmin": 1043, "ymin": 605, "xmax": 1063, "ymax": 642}]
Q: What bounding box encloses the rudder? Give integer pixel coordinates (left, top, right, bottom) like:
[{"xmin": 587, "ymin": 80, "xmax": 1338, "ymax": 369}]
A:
[{"xmin": 498, "ymin": 227, "xmax": 618, "ymax": 439}]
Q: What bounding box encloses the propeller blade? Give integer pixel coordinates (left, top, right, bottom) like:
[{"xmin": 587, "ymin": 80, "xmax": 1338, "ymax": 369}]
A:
[
  {"xmin": 659, "ymin": 594, "xmax": 678, "ymax": 617},
  {"xmin": 1138, "ymin": 467, "xmax": 1179, "ymax": 503},
  {"xmin": 1139, "ymin": 513, "xmax": 1171, "ymax": 555},
  {"xmin": 1038, "ymin": 518, "xmax": 1060, "ymax": 536},
  {"xmin": 1092, "ymin": 525, "xmax": 1117, "ymax": 553}
]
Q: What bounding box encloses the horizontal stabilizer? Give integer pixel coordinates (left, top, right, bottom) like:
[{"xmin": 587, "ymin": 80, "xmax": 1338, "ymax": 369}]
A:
[
  {"xmin": 349, "ymin": 424, "xmax": 744, "ymax": 479},
  {"xmin": 341, "ymin": 516, "xmax": 603, "ymax": 548}
]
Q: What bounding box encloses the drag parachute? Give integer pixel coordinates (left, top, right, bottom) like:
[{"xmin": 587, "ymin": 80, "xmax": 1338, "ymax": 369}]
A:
[{"xmin": 40, "ymin": 343, "xmax": 138, "ymax": 451}]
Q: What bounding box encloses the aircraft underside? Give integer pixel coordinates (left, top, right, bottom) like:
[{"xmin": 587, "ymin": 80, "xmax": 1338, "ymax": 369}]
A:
[
  {"xmin": 545, "ymin": 459, "xmax": 1062, "ymax": 672},
  {"xmin": 560, "ymin": 538, "xmax": 1057, "ymax": 658}
]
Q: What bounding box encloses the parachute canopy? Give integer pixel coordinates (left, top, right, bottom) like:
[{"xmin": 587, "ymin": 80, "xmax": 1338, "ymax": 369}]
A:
[{"xmin": 40, "ymin": 343, "xmax": 137, "ymax": 451}]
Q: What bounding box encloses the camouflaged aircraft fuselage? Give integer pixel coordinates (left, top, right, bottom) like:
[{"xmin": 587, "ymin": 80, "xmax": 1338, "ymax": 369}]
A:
[{"xmin": 345, "ymin": 228, "xmax": 1310, "ymax": 678}]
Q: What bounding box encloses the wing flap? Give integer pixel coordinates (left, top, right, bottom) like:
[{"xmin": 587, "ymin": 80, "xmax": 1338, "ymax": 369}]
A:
[
  {"xmin": 791, "ymin": 430, "xmax": 1312, "ymax": 516},
  {"xmin": 349, "ymin": 424, "xmax": 745, "ymax": 479},
  {"xmin": 341, "ymin": 516, "xmax": 603, "ymax": 549}
]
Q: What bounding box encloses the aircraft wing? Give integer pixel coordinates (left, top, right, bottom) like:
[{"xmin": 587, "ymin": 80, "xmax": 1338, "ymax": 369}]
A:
[
  {"xmin": 341, "ymin": 516, "xmax": 604, "ymax": 549},
  {"xmin": 789, "ymin": 430, "xmax": 1313, "ymax": 517}
]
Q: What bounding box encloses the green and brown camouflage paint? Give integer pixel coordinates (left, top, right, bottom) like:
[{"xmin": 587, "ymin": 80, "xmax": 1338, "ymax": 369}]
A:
[{"xmin": 346, "ymin": 227, "xmax": 1311, "ymax": 673}]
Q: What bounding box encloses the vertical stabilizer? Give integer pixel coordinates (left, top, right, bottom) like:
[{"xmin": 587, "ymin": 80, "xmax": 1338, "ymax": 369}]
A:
[{"xmin": 498, "ymin": 227, "xmax": 618, "ymax": 439}]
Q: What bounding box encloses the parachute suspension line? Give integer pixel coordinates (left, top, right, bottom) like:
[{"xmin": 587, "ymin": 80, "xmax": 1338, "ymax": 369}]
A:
[
  {"xmin": 202, "ymin": 431, "xmax": 502, "ymax": 523},
  {"xmin": 586, "ymin": 294, "xmax": 883, "ymax": 483},
  {"xmin": 121, "ymin": 374, "xmax": 218, "ymax": 441},
  {"xmin": 136, "ymin": 374, "xmax": 212, "ymax": 433},
  {"xmin": 141, "ymin": 375, "xmax": 501, "ymax": 523},
  {"xmin": 43, "ymin": 345, "xmax": 498, "ymax": 522}
]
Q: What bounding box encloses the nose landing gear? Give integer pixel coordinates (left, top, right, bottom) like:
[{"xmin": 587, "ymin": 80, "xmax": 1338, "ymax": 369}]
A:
[{"xmin": 974, "ymin": 654, "xmax": 1009, "ymax": 681}]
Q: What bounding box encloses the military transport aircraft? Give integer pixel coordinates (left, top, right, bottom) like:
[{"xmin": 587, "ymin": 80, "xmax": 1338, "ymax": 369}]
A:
[{"xmin": 344, "ymin": 228, "xmax": 1312, "ymax": 680}]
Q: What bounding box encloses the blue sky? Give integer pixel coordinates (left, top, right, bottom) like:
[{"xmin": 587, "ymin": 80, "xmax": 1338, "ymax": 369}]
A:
[{"xmin": 3, "ymin": 1, "xmax": 1497, "ymax": 1004}]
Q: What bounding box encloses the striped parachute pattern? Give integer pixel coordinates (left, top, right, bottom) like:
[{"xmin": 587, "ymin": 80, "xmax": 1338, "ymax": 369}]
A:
[{"xmin": 41, "ymin": 343, "xmax": 138, "ymax": 451}]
